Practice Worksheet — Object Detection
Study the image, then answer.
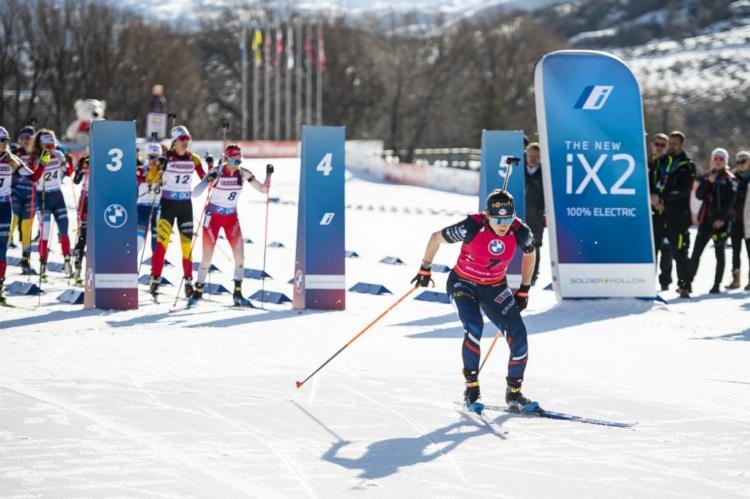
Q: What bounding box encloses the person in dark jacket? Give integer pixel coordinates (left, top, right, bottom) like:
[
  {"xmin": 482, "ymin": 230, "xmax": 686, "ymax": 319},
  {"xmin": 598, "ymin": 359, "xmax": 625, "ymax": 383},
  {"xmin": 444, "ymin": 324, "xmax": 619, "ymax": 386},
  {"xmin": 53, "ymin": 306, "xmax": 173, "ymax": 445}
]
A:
[
  {"xmin": 648, "ymin": 133, "xmax": 672, "ymax": 290},
  {"xmin": 725, "ymin": 150, "xmax": 750, "ymax": 289},
  {"xmin": 685, "ymin": 148, "xmax": 737, "ymax": 296},
  {"xmin": 524, "ymin": 142, "xmax": 545, "ymax": 286},
  {"xmin": 654, "ymin": 131, "xmax": 696, "ymax": 296}
]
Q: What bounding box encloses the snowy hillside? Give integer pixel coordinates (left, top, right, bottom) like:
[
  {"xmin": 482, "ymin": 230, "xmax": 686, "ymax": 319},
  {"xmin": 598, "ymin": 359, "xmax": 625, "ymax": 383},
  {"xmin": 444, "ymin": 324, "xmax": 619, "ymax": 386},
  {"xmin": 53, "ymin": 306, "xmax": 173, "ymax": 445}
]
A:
[
  {"xmin": 612, "ymin": 18, "xmax": 750, "ymax": 102},
  {"xmin": 1, "ymin": 158, "xmax": 749, "ymax": 497}
]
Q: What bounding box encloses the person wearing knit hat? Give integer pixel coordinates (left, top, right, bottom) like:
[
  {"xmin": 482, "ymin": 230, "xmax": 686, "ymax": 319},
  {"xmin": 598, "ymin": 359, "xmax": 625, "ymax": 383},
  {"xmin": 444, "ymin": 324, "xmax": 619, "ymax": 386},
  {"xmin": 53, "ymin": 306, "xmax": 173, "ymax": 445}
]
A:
[
  {"xmin": 726, "ymin": 150, "xmax": 750, "ymax": 290},
  {"xmin": 684, "ymin": 147, "xmax": 737, "ymax": 296}
]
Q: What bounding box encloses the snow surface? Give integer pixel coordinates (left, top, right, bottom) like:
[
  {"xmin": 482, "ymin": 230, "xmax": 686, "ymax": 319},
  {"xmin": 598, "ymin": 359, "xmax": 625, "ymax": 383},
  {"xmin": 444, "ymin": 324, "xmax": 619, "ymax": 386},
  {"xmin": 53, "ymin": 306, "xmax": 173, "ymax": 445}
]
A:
[{"xmin": 2, "ymin": 158, "xmax": 750, "ymax": 497}]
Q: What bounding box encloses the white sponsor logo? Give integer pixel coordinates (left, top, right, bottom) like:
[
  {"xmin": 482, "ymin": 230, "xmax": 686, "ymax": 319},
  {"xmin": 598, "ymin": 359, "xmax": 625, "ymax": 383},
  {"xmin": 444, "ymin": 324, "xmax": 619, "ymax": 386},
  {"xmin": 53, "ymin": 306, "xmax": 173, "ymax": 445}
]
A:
[
  {"xmin": 319, "ymin": 212, "xmax": 335, "ymax": 225},
  {"xmin": 104, "ymin": 204, "xmax": 128, "ymax": 228},
  {"xmin": 576, "ymin": 85, "xmax": 614, "ymax": 110}
]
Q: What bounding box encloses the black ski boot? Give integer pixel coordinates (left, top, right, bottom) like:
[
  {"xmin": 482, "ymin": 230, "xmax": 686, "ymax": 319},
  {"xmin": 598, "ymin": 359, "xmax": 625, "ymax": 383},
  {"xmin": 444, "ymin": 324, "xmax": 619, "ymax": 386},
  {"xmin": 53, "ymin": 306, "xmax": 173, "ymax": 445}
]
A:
[
  {"xmin": 184, "ymin": 277, "xmax": 194, "ymax": 298},
  {"xmin": 463, "ymin": 369, "xmax": 483, "ymax": 414},
  {"xmin": 39, "ymin": 259, "xmax": 47, "ymax": 281},
  {"xmin": 187, "ymin": 282, "xmax": 204, "ymax": 307},
  {"xmin": 149, "ymin": 276, "xmax": 160, "ymax": 300},
  {"xmin": 232, "ymin": 279, "xmax": 253, "ymax": 307},
  {"xmin": 0, "ymin": 278, "xmax": 5, "ymax": 305},
  {"xmin": 505, "ymin": 377, "xmax": 538, "ymax": 414},
  {"xmin": 73, "ymin": 259, "xmax": 83, "ymax": 285},
  {"xmin": 20, "ymin": 252, "xmax": 32, "ymax": 275}
]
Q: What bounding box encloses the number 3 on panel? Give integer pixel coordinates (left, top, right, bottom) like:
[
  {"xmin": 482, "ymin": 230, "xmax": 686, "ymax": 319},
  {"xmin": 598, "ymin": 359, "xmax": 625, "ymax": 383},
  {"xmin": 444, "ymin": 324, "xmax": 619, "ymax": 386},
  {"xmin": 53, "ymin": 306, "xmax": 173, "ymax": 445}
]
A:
[
  {"xmin": 106, "ymin": 148, "xmax": 124, "ymax": 172},
  {"xmin": 316, "ymin": 152, "xmax": 333, "ymax": 176}
]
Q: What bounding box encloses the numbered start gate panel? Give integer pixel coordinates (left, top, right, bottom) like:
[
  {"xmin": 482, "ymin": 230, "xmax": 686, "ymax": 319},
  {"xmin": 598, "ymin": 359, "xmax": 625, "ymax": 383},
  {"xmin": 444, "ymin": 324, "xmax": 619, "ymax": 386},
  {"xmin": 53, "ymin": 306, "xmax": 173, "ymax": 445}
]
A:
[
  {"xmin": 85, "ymin": 121, "xmax": 138, "ymax": 310},
  {"xmin": 293, "ymin": 126, "xmax": 346, "ymax": 310}
]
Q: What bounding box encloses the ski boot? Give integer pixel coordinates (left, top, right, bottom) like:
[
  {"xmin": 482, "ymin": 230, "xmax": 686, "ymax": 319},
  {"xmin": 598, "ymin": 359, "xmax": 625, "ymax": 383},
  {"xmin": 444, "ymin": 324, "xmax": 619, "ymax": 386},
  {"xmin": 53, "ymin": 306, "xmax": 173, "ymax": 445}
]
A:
[
  {"xmin": 20, "ymin": 253, "xmax": 32, "ymax": 275},
  {"xmin": 39, "ymin": 259, "xmax": 48, "ymax": 281},
  {"xmin": 73, "ymin": 259, "xmax": 83, "ymax": 286},
  {"xmin": 505, "ymin": 377, "xmax": 539, "ymax": 414},
  {"xmin": 463, "ymin": 369, "xmax": 484, "ymax": 414},
  {"xmin": 184, "ymin": 277, "xmax": 194, "ymax": 298},
  {"xmin": 63, "ymin": 256, "xmax": 72, "ymax": 277},
  {"xmin": 149, "ymin": 276, "xmax": 161, "ymax": 301},
  {"xmin": 232, "ymin": 279, "xmax": 254, "ymax": 307},
  {"xmin": 186, "ymin": 282, "xmax": 204, "ymax": 308},
  {"xmin": 0, "ymin": 278, "xmax": 5, "ymax": 305}
]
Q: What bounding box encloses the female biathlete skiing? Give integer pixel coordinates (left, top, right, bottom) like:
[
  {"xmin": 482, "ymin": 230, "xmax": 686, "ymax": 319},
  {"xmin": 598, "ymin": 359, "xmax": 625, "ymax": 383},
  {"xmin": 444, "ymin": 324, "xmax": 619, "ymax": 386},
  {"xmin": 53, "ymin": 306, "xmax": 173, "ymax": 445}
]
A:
[{"xmin": 188, "ymin": 144, "xmax": 272, "ymax": 307}]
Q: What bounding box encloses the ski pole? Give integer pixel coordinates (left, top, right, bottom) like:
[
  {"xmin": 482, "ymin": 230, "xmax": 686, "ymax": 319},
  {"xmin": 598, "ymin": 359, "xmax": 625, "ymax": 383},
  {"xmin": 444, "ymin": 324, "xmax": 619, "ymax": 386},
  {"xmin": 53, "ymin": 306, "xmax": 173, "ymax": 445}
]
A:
[
  {"xmin": 259, "ymin": 167, "xmax": 272, "ymax": 309},
  {"xmin": 478, "ymin": 329, "xmax": 503, "ymax": 374},
  {"xmin": 137, "ymin": 195, "xmax": 158, "ymax": 277},
  {"xmin": 37, "ymin": 169, "xmax": 46, "ymax": 307},
  {"xmin": 171, "ymin": 183, "xmax": 214, "ymax": 308},
  {"xmin": 295, "ymin": 286, "xmax": 417, "ymax": 389}
]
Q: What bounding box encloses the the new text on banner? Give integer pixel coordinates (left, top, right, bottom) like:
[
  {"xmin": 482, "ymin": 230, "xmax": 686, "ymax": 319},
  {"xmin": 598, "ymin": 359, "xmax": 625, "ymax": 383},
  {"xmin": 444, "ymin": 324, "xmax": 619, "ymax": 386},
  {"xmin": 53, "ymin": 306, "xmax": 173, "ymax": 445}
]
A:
[{"xmin": 535, "ymin": 50, "xmax": 655, "ymax": 298}]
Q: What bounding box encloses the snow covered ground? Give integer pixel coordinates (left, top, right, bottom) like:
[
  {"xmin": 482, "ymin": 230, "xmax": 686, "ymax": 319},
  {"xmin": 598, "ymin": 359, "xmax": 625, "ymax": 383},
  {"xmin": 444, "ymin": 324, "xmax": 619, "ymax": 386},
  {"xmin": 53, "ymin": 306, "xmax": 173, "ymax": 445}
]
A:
[{"xmin": 1, "ymin": 157, "xmax": 749, "ymax": 498}]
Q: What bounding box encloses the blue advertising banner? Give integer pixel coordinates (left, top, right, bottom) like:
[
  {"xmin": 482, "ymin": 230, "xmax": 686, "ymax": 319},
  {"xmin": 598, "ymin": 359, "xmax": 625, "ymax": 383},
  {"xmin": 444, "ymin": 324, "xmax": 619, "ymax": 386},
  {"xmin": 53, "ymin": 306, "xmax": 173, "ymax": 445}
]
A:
[
  {"xmin": 84, "ymin": 121, "xmax": 138, "ymax": 309},
  {"xmin": 535, "ymin": 50, "xmax": 655, "ymax": 298},
  {"xmin": 293, "ymin": 126, "xmax": 346, "ymax": 310},
  {"xmin": 480, "ymin": 130, "xmax": 526, "ymax": 287}
]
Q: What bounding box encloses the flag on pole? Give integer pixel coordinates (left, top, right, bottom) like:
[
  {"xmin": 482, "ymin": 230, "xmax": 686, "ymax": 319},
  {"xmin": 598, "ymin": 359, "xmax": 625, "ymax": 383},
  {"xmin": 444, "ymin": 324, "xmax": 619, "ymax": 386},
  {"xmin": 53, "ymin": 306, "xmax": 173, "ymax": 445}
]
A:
[
  {"xmin": 303, "ymin": 28, "xmax": 312, "ymax": 70},
  {"xmin": 318, "ymin": 28, "xmax": 327, "ymax": 72},
  {"xmin": 275, "ymin": 28, "xmax": 284, "ymax": 68},
  {"xmin": 251, "ymin": 29, "xmax": 263, "ymax": 67},
  {"xmin": 286, "ymin": 25, "xmax": 294, "ymax": 70}
]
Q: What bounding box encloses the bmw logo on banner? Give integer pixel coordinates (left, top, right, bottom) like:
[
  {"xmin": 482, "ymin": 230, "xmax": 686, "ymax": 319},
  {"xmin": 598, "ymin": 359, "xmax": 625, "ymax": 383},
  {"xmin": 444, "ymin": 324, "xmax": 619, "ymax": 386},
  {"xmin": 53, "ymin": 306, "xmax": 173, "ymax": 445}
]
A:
[
  {"xmin": 535, "ymin": 50, "xmax": 655, "ymax": 299},
  {"xmin": 104, "ymin": 204, "xmax": 128, "ymax": 229}
]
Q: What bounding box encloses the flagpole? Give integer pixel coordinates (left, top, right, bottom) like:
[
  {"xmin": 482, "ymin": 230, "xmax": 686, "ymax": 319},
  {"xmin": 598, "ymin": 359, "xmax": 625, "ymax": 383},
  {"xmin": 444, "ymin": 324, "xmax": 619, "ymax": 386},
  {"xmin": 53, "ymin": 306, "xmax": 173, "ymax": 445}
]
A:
[
  {"xmin": 274, "ymin": 28, "xmax": 282, "ymax": 140},
  {"xmin": 264, "ymin": 28, "xmax": 271, "ymax": 140},
  {"xmin": 295, "ymin": 22, "xmax": 303, "ymax": 139},
  {"xmin": 305, "ymin": 24, "xmax": 312, "ymax": 126},
  {"xmin": 316, "ymin": 23, "xmax": 323, "ymax": 125},
  {"xmin": 241, "ymin": 27, "xmax": 248, "ymax": 140},
  {"xmin": 252, "ymin": 28, "xmax": 260, "ymax": 140},
  {"xmin": 285, "ymin": 24, "xmax": 293, "ymax": 140}
]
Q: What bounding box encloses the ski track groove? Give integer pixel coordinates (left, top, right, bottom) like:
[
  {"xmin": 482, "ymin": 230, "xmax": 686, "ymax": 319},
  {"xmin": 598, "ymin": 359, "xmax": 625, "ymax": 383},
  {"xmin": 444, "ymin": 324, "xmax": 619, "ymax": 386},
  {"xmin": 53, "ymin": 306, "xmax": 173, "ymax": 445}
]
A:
[{"xmin": 196, "ymin": 400, "xmax": 318, "ymax": 499}]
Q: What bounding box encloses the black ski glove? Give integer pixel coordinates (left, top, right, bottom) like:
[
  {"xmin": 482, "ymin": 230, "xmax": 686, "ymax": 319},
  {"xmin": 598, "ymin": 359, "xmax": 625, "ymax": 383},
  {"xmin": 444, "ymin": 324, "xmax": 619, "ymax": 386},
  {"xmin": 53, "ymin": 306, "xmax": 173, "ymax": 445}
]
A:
[
  {"xmin": 514, "ymin": 284, "xmax": 530, "ymax": 311},
  {"xmin": 206, "ymin": 168, "xmax": 219, "ymax": 182},
  {"xmin": 411, "ymin": 262, "xmax": 435, "ymax": 288},
  {"xmin": 204, "ymin": 153, "xmax": 214, "ymax": 165},
  {"xmin": 266, "ymin": 164, "xmax": 274, "ymax": 175}
]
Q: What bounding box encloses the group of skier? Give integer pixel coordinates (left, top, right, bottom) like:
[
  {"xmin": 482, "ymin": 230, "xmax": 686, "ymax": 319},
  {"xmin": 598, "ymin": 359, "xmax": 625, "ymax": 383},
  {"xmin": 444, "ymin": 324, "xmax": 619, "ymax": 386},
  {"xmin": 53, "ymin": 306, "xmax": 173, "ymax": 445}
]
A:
[{"xmin": 0, "ymin": 124, "xmax": 273, "ymax": 309}]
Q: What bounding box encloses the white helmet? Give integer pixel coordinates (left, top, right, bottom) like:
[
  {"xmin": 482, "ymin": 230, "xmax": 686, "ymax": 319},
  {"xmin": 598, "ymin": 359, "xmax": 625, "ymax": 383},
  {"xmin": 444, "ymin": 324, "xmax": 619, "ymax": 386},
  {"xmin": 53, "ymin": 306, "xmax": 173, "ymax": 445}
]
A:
[
  {"xmin": 145, "ymin": 142, "xmax": 162, "ymax": 157},
  {"xmin": 0, "ymin": 126, "xmax": 9, "ymax": 142},
  {"xmin": 170, "ymin": 125, "xmax": 191, "ymax": 141}
]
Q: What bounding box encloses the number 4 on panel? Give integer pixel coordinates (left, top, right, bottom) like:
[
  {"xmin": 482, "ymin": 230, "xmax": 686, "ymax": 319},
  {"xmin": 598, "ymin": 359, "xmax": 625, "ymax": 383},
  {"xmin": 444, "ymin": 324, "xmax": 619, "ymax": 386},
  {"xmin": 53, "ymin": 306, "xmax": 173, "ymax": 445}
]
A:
[{"xmin": 316, "ymin": 153, "xmax": 333, "ymax": 176}]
